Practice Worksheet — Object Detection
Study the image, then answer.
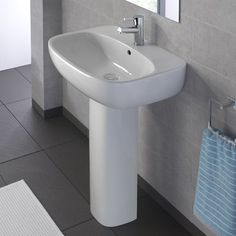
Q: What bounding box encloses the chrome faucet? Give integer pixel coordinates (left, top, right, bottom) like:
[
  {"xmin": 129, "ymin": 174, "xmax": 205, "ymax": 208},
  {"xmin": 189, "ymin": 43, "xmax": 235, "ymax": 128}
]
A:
[{"xmin": 117, "ymin": 15, "xmax": 144, "ymax": 46}]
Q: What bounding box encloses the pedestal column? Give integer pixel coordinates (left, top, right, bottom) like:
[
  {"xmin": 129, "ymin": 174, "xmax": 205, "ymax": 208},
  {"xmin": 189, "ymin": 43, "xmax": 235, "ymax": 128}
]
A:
[{"xmin": 89, "ymin": 99, "xmax": 138, "ymax": 227}]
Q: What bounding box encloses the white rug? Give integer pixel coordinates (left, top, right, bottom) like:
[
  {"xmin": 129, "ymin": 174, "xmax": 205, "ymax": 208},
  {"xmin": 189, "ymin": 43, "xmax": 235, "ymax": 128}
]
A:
[{"xmin": 0, "ymin": 180, "xmax": 63, "ymax": 236}]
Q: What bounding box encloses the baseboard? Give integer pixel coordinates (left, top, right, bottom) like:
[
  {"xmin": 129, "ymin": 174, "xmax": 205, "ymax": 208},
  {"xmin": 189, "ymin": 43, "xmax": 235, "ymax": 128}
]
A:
[
  {"xmin": 138, "ymin": 176, "xmax": 206, "ymax": 236},
  {"xmin": 32, "ymin": 99, "xmax": 63, "ymax": 119},
  {"xmin": 63, "ymin": 108, "xmax": 89, "ymax": 137}
]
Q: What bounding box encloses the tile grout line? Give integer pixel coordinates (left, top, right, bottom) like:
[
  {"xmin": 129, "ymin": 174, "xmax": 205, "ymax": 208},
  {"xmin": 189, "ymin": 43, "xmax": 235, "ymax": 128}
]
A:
[
  {"xmin": 190, "ymin": 58, "xmax": 236, "ymax": 84},
  {"xmin": 0, "ymin": 150, "xmax": 43, "ymax": 166},
  {"xmin": 189, "ymin": 16, "xmax": 236, "ymax": 38},
  {"xmin": 110, "ymin": 228, "xmax": 119, "ymax": 236},
  {"xmin": 76, "ymin": 1, "xmax": 113, "ymax": 25},
  {"xmin": 44, "ymin": 150, "xmax": 90, "ymax": 204},
  {"xmin": 4, "ymin": 102, "xmax": 81, "ymax": 151},
  {"xmin": 3, "ymin": 97, "xmax": 32, "ymax": 106},
  {"xmin": 61, "ymin": 218, "xmax": 93, "ymax": 232},
  {"xmin": 0, "ymin": 175, "xmax": 6, "ymax": 185},
  {"xmin": 4, "ymin": 104, "xmax": 44, "ymax": 149},
  {"xmin": 14, "ymin": 67, "xmax": 32, "ymax": 84},
  {"xmin": 61, "ymin": 215, "xmax": 118, "ymax": 236},
  {"xmin": 0, "ymin": 138, "xmax": 83, "ymax": 168},
  {"xmin": 4, "ymin": 103, "xmax": 91, "ymax": 202},
  {"xmin": 43, "ymin": 137, "xmax": 88, "ymax": 152}
]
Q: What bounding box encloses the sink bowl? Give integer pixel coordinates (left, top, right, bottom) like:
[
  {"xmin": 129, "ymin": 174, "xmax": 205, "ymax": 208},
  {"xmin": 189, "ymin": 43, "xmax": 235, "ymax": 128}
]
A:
[
  {"xmin": 49, "ymin": 26, "xmax": 186, "ymax": 109},
  {"xmin": 49, "ymin": 25, "xmax": 186, "ymax": 227}
]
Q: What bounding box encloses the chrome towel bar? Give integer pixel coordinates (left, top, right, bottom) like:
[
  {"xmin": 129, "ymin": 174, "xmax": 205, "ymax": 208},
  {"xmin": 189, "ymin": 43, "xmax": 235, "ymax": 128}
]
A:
[{"xmin": 209, "ymin": 97, "xmax": 236, "ymax": 129}]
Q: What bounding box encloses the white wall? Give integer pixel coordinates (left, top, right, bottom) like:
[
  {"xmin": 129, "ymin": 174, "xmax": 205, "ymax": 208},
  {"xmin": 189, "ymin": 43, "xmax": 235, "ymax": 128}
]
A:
[
  {"xmin": 63, "ymin": 81, "xmax": 89, "ymax": 128},
  {"xmin": 0, "ymin": 0, "xmax": 31, "ymax": 71}
]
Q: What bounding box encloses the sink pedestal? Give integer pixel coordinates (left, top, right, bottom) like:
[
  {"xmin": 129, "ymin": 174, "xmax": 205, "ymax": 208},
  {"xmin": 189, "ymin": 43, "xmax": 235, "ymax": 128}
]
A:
[{"xmin": 89, "ymin": 99, "xmax": 138, "ymax": 227}]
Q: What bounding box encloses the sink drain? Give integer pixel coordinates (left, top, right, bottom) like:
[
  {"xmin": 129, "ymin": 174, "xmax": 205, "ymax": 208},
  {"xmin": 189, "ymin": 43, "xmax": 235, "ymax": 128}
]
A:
[{"xmin": 104, "ymin": 73, "xmax": 119, "ymax": 80}]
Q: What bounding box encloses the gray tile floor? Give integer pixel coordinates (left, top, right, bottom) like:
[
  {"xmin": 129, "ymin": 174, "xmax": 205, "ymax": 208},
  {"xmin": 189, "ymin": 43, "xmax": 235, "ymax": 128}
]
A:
[{"xmin": 0, "ymin": 66, "xmax": 192, "ymax": 235}]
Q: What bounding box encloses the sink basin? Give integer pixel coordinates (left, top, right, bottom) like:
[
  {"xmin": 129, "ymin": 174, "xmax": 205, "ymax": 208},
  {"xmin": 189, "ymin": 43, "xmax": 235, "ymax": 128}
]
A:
[
  {"xmin": 49, "ymin": 26, "xmax": 186, "ymax": 109},
  {"xmin": 49, "ymin": 25, "xmax": 186, "ymax": 227}
]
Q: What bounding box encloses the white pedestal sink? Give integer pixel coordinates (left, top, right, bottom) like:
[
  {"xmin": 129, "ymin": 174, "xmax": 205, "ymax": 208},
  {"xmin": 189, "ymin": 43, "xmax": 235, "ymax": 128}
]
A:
[{"xmin": 48, "ymin": 26, "xmax": 186, "ymax": 227}]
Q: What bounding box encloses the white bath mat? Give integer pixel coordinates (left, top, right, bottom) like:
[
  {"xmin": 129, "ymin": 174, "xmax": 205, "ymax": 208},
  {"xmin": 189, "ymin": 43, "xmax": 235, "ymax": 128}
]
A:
[{"xmin": 0, "ymin": 180, "xmax": 63, "ymax": 236}]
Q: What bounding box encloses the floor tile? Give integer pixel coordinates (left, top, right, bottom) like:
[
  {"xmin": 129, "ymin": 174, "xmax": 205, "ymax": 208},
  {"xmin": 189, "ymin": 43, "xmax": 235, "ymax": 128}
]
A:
[
  {"xmin": 7, "ymin": 99, "xmax": 83, "ymax": 148},
  {"xmin": 138, "ymin": 187, "xmax": 147, "ymax": 199},
  {"xmin": 112, "ymin": 196, "xmax": 191, "ymax": 236},
  {"xmin": 0, "ymin": 106, "xmax": 40, "ymax": 163},
  {"xmin": 15, "ymin": 65, "xmax": 32, "ymax": 83},
  {"xmin": 0, "ymin": 176, "xmax": 5, "ymax": 187},
  {"xmin": 64, "ymin": 219, "xmax": 115, "ymax": 236},
  {"xmin": 46, "ymin": 138, "xmax": 148, "ymax": 203},
  {"xmin": 0, "ymin": 151, "xmax": 92, "ymax": 230},
  {"xmin": 46, "ymin": 138, "xmax": 90, "ymax": 201},
  {"xmin": 0, "ymin": 69, "xmax": 31, "ymax": 104}
]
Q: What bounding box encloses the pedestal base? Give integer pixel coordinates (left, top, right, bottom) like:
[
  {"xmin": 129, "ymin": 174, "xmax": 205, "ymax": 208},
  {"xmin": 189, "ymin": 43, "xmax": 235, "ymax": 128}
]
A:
[{"xmin": 89, "ymin": 99, "xmax": 138, "ymax": 227}]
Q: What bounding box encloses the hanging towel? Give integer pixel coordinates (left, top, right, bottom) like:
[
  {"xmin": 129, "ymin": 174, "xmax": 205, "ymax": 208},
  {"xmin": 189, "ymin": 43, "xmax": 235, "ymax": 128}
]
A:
[{"xmin": 194, "ymin": 127, "xmax": 236, "ymax": 236}]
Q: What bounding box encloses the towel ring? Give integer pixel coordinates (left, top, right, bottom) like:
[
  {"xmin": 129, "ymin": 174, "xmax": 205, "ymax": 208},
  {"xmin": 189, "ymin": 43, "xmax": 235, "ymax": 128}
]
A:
[{"xmin": 209, "ymin": 96, "xmax": 236, "ymax": 131}]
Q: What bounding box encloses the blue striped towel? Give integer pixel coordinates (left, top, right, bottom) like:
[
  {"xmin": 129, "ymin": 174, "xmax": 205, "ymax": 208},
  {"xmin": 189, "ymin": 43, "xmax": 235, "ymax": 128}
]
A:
[{"xmin": 194, "ymin": 127, "xmax": 236, "ymax": 236}]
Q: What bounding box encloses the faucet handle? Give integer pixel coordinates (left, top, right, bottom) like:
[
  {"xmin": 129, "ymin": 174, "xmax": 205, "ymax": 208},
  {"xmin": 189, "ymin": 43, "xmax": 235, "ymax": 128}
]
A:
[
  {"xmin": 133, "ymin": 15, "xmax": 144, "ymax": 20},
  {"xmin": 133, "ymin": 15, "xmax": 144, "ymax": 26},
  {"xmin": 120, "ymin": 17, "xmax": 137, "ymax": 27}
]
